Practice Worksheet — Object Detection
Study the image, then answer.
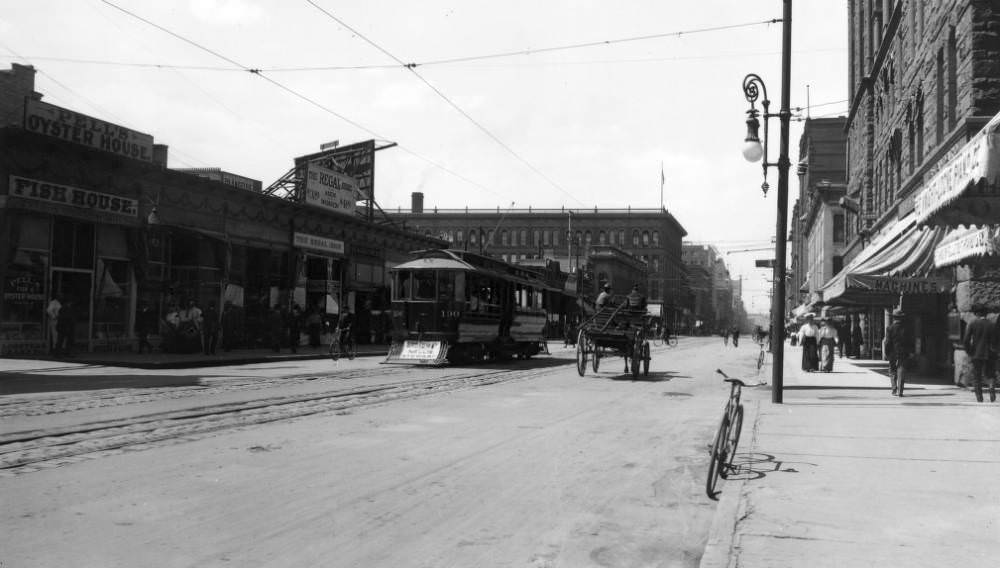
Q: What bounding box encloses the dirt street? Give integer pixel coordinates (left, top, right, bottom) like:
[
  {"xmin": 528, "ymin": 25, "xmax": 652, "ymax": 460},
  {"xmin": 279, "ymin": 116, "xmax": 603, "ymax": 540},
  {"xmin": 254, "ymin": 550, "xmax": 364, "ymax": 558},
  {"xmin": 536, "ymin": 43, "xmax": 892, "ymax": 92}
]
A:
[{"xmin": 1, "ymin": 338, "xmax": 765, "ymax": 567}]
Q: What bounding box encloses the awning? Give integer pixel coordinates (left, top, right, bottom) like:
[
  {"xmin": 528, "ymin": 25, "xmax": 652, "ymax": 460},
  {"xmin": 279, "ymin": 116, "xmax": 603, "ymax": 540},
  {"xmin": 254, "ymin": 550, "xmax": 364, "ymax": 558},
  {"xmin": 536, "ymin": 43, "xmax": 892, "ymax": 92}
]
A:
[
  {"xmin": 914, "ymin": 111, "xmax": 1000, "ymax": 227},
  {"xmin": 821, "ymin": 215, "xmax": 948, "ymax": 306},
  {"xmin": 646, "ymin": 303, "xmax": 663, "ymax": 318},
  {"xmin": 934, "ymin": 225, "xmax": 1000, "ymax": 267}
]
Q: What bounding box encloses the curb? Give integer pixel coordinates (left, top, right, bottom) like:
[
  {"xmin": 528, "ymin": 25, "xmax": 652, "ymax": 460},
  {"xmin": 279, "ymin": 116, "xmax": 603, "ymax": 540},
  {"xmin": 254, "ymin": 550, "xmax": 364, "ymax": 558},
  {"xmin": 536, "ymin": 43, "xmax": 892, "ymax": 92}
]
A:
[
  {"xmin": 699, "ymin": 398, "xmax": 760, "ymax": 568},
  {"xmin": 9, "ymin": 351, "xmax": 389, "ymax": 370}
]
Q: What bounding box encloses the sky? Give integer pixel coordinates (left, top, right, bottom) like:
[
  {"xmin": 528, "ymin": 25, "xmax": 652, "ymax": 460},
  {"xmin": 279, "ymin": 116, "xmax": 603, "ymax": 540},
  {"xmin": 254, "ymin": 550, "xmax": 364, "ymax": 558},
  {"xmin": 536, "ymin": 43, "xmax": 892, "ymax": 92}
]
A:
[{"xmin": 0, "ymin": 0, "xmax": 848, "ymax": 314}]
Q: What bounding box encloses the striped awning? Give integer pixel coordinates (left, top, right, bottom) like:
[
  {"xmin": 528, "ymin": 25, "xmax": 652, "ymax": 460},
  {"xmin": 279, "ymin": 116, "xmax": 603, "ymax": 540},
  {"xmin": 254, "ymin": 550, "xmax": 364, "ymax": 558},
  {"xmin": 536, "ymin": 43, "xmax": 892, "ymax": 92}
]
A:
[{"xmin": 821, "ymin": 216, "xmax": 948, "ymax": 306}]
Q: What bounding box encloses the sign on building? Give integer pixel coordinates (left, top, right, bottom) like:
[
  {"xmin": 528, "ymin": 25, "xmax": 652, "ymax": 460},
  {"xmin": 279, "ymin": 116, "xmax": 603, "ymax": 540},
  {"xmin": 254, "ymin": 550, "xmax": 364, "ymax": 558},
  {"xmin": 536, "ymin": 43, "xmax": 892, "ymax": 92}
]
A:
[
  {"xmin": 303, "ymin": 163, "xmax": 360, "ymax": 216},
  {"xmin": 23, "ymin": 99, "xmax": 154, "ymax": 162}
]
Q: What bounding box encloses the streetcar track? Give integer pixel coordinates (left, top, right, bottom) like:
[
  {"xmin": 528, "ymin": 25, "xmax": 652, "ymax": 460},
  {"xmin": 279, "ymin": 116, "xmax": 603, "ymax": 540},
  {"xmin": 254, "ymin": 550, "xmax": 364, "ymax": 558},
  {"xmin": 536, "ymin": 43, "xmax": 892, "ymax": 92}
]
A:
[{"xmin": 0, "ymin": 367, "xmax": 551, "ymax": 475}]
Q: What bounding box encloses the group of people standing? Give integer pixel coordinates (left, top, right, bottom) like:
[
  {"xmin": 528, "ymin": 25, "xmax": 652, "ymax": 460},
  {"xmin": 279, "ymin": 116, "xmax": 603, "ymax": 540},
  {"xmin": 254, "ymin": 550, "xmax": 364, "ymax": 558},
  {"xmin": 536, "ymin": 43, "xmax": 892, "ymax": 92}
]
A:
[{"xmin": 796, "ymin": 313, "xmax": 841, "ymax": 373}]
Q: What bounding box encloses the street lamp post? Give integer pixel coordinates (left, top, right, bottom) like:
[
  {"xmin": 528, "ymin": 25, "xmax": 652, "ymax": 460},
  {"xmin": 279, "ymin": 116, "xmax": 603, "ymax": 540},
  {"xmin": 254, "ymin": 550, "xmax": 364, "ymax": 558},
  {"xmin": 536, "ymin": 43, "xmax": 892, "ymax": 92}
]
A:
[{"xmin": 741, "ymin": 0, "xmax": 792, "ymax": 404}]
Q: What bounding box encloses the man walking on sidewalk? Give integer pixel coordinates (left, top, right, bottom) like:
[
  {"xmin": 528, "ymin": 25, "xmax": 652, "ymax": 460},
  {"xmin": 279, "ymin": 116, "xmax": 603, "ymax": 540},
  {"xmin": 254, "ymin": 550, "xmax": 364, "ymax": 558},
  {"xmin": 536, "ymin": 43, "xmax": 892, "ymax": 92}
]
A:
[
  {"xmin": 885, "ymin": 308, "xmax": 912, "ymax": 397},
  {"xmin": 962, "ymin": 306, "xmax": 996, "ymax": 402}
]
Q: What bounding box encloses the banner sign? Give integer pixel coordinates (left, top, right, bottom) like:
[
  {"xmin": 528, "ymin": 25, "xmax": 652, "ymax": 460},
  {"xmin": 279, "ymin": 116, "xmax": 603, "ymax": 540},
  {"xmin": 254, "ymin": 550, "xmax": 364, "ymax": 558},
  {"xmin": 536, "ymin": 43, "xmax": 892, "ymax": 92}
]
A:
[
  {"xmin": 23, "ymin": 99, "xmax": 154, "ymax": 162},
  {"xmin": 934, "ymin": 226, "xmax": 1000, "ymax": 267},
  {"xmin": 293, "ymin": 231, "xmax": 345, "ymax": 255},
  {"xmin": 915, "ymin": 112, "xmax": 1000, "ymax": 223},
  {"xmin": 303, "ymin": 163, "xmax": 359, "ymax": 215},
  {"xmin": 9, "ymin": 176, "xmax": 138, "ymax": 219}
]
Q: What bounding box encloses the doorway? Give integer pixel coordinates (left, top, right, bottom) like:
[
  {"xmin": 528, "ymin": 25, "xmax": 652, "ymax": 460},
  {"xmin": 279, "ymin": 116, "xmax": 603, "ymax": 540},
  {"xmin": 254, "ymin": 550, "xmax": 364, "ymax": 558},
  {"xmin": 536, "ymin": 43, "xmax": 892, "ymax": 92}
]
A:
[{"xmin": 51, "ymin": 269, "xmax": 93, "ymax": 351}]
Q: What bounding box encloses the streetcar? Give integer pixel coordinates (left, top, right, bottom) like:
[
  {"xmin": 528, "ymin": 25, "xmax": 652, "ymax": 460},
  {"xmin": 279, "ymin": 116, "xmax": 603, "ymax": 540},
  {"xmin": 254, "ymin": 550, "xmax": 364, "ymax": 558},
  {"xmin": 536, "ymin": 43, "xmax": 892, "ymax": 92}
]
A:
[{"xmin": 384, "ymin": 249, "xmax": 564, "ymax": 365}]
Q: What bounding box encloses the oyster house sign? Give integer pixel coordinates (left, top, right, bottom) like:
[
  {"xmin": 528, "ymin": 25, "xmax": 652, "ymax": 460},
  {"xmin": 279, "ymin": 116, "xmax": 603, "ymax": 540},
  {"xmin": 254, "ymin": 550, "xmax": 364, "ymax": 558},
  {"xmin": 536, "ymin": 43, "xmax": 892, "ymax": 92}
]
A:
[{"xmin": 23, "ymin": 99, "xmax": 155, "ymax": 162}]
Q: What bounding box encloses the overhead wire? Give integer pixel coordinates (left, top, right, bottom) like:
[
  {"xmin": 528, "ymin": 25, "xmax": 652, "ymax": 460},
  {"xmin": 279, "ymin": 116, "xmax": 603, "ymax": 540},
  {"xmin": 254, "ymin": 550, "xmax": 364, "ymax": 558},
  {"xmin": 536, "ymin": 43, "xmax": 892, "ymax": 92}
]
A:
[
  {"xmin": 303, "ymin": 0, "xmax": 586, "ymax": 206},
  {"xmin": 95, "ymin": 0, "xmax": 508, "ymax": 199}
]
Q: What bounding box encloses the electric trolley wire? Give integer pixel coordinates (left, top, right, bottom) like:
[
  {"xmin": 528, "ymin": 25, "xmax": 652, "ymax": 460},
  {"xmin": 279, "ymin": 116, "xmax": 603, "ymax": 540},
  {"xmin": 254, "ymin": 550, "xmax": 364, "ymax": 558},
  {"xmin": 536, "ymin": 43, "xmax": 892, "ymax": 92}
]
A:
[
  {"xmin": 95, "ymin": 0, "xmax": 510, "ymax": 199},
  {"xmin": 303, "ymin": 0, "xmax": 587, "ymax": 207}
]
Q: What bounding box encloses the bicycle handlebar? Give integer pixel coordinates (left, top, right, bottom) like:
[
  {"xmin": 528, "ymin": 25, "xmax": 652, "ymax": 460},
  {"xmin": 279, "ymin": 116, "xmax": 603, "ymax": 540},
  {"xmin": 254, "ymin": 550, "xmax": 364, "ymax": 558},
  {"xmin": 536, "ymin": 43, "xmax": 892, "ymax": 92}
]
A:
[{"xmin": 715, "ymin": 369, "xmax": 746, "ymax": 387}]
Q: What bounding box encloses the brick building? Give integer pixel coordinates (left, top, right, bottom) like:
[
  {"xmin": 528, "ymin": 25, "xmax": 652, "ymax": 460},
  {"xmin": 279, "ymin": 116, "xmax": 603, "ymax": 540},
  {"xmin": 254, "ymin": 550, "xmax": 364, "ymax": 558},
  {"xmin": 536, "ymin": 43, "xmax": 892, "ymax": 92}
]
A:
[{"xmin": 390, "ymin": 195, "xmax": 689, "ymax": 326}]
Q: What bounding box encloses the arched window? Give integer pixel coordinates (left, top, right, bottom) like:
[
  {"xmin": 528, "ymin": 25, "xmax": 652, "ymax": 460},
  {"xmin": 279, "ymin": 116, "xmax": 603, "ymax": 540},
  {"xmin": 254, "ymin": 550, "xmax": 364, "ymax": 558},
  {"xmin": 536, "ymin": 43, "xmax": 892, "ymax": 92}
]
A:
[
  {"xmin": 520, "ymin": 230, "xmax": 528, "ymax": 246},
  {"xmin": 599, "ymin": 230, "xmax": 607, "ymax": 244},
  {"xmin": 456, "ymin": 229, "xmax": 464, "ymax": 242},
  {"xmin": 652, "ymin": 231, "xmax": 660, "ymax": 245},
  {"xmin": 470, "ymin": 231, "xmax": 478, "ymax": 245},
  {"xmin": 575, "ymin": 230, "xmax": 582, "ymax": 244},
  {"xmin": 618, "ymin": 230, "xmax": 625, "ymax": 245},
  {"xmin": 632, "ymin": 230, "xmax": 640, "ymax": 247},
  {"xmin": 501, "ymin": 230, "xmax": 509, "ymax": 246},
  {"xmin": 584, "ymin": 231, "xmax": 592, "ymax": 245},
  {"xmin": 552, "ymin": 230, "xmax": 559, "ymax": 246},
  {"xmin": 609, "ymin": 230, "xmax": 616, "ymax": 245},
  {"xmin": 533, "ymin": 230, "xmax": 541, "ymax": 246},
  {"xmin": 487, "ymin": 230, "xmax": 495, "ymax": 246},
  {"xmin": 642, "ymin": 231, "xmax": 650, "ymax": 246}
]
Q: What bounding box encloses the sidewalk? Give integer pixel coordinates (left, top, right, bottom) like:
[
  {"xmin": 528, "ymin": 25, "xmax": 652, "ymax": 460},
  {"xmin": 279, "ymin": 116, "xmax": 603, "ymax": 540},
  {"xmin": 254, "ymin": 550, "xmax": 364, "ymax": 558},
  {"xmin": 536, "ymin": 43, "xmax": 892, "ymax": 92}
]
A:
[{"xmin": 701, "ymin": 344, "xmax": 1000, "ymax": 568}]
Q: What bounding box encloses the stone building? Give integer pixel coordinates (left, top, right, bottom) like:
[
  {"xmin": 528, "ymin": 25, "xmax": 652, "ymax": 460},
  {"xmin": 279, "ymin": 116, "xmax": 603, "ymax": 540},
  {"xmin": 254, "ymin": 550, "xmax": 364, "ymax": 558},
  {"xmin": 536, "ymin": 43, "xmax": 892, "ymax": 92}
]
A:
[
  {"xmin": 389, "ymin": 194, "xmax": 689, "ymax": 326},
  {"xmin": 823, "ymin": 1, "xmax": 1000, "ymax": 381}
]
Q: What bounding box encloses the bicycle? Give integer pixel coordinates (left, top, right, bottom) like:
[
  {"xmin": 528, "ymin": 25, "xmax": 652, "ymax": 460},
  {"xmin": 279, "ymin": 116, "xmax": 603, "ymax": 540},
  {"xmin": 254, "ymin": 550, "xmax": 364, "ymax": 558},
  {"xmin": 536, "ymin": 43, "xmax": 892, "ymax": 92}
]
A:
[
  {"xmin": 329, "ymin": 327, "xmax": 356, "ymax": 361},
  {"xmin": 652, "ymin": 330, "xmax": 678, "ymax": 347},
  {"xmin": 706, "ymin": 369, "xmax": 746, "ymax": 500},
  {"xmin": 756, "ymin": 340, "xmax": 768, "ymax": 370}
]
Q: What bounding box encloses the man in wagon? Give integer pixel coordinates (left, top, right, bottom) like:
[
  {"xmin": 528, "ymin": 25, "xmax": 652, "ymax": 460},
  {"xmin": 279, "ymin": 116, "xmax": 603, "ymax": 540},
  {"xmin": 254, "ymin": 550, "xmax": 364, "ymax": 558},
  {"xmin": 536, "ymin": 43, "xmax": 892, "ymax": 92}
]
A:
[
  {"xmin": 624, "ymin": 284, "xmax": 646, "ymax": 312},
  {"xmin": 596, "ymin": 283, "xmax": 613, "ymax": 310}
]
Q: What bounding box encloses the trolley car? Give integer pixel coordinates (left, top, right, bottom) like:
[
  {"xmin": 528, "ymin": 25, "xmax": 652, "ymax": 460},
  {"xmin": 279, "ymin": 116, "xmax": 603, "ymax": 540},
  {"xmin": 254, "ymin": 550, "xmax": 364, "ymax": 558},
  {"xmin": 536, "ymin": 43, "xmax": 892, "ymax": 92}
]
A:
[{"xmin": 384, "ymin": 249, "xmax": 564, "ymax": 365}]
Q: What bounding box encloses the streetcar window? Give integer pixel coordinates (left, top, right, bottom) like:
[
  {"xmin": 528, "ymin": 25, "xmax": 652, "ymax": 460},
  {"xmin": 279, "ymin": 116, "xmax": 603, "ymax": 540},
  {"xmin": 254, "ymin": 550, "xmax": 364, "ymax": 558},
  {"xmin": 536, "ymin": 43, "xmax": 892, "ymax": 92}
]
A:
[
  {"xmin": 395, "ymin": 271, "xmax": 413, "ymax": 300},
  {"xmin": 437, "ymin": 271, "xmax": 457, "ymax": 301},
  {"xmin": 414, "ymin": 270, "xmax": 436, "ymax": 299}
]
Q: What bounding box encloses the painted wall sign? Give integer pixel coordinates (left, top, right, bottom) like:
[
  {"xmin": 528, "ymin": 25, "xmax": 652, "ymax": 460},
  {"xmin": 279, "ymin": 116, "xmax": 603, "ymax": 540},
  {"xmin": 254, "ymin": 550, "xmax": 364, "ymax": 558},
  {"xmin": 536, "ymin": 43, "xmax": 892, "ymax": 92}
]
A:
[
  {"xmin": 23, "ymin": 99, "xmax": 154, "ymax": 162},
  {"xmin": 9, "ymin": 176, "xmax": 138, "ymax": 219}
]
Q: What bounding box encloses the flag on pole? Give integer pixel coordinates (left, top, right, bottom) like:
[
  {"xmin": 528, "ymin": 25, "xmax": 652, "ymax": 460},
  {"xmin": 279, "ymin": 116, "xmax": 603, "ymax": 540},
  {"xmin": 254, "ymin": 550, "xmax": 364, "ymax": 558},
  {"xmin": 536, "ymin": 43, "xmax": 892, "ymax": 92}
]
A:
[{"xmin": 660, "ymin": 162, "xmax": 665, "ymax": 209}]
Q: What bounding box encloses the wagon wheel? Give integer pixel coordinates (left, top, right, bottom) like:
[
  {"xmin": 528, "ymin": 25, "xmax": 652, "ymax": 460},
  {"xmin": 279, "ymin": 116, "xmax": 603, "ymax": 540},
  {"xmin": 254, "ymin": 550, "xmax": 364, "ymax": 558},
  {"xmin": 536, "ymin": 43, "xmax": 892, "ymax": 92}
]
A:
[
  {"xmin": 642, "ymin": 341, "xmax": 650, "ymax": 377},
  {"xmin": 592, "ymin": 345, "xmax": 601, "ymax": 372},
  {"xmin": 575, "ymin": 331, "xmax": 588, "ymax": 377}
]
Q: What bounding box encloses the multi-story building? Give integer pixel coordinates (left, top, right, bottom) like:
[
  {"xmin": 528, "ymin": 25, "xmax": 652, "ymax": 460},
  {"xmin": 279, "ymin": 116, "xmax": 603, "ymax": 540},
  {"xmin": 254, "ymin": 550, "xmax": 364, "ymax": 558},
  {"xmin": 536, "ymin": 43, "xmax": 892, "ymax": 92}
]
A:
[
  {"xmin": 792, "ymin": 118, "xmax": 848, "ymax": 310},
  {"xmin": 390, "ymin": 194, "xmax": 689, "ymax": 326},
  {"xmin": 819, "ymin": 1, "xmax": 1000, "ymax": 381},
  {"xmin": 680, "ymin": 244, "xmax": 742, "ymax": 334},
  {"xmin": 0, "ymin": 64, "xmax": 444, "ymax": 356}
]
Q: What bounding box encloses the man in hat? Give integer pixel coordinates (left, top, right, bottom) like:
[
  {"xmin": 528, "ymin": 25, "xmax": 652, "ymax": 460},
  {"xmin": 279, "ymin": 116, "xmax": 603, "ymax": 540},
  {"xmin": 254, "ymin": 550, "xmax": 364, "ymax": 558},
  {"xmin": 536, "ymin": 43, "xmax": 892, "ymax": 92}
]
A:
[
  {"xmin": 596, "ymin": 284, "xmax": 613, "ymax": 310},
  {"xmin": 885, "ymin": 308, "xmax": 912, "ymax": 396},
  {"xmin": 797, "ymin": 313, "xmax": 820, "ymax": 371},
  {"xmin": 624, "ymin": 284, "xmax": 646, "ymax": 311},
  {"xmin": 962, "ymin": 306, "xmax": 996, "ymax": 402}
]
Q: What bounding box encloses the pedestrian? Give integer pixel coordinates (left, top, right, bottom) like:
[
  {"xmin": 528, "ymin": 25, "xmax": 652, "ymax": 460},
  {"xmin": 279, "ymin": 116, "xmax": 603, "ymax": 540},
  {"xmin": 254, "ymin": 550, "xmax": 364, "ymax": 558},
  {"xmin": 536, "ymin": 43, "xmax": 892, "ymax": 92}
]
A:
[
  {"xmin": 135, "ymin": 301, "xmax": 157, "ymax": 354},
  {"xmin": 46, "ymin": 293, "xmax": 62, "ymax": 354},
  {"xmin": 731, "ymin": 326, "xmax": 740, "ymax": 348},
  {"xmin": 962, "ymin": 306, "xmax": 996, "ymax": 403},
  {"xmin": 839, "ymin": 316, "xmax": 852, "ymax": 358},
  {"xmin": 221, "ymin": 301, "xmax": 237, "ymax": 351},
  {"xmin": 722, "ymin": 329, "xmax": 729, "ymax": 347},
  {"xmin": 885, "ymin": 308, "xmax": 912, "ymax": 397},
  {"xmin": 851, "ymin": 318, "xmax": 864, "ymax": 358},
  {"xmin": 797, "ymin": 313, "xmax": 820, "ymax": 372},
  {"xmin": 818, "ymin": 317, "xmax": 839, "ymax": 372},
  {"xmin": 55, "ymin": 299, "xmax": 76, "ymax": 356},
  {"xmin": 287, "ymin": 303, "xmax": 303, "ymax": 354},
  {"xmin": 268, "ymin": 305, "xmax": 284, "ymax": 352},
  {"xmin": 202, "ymin": 301, "xmax": 220, "ymax": 355},
  {"xmin": 306, "ymin": 307, "xmax": 322, "ymax": 347},
  {"xmin": 179, "ymin": 299, "xmax": 203, "ymax": 353}
]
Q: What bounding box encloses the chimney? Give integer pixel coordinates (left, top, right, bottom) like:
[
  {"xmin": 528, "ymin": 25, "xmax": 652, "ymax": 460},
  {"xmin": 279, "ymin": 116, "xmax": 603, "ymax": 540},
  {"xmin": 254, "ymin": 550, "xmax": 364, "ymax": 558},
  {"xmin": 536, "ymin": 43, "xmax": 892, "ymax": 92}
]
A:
[
  {"xmin": 152, "ymin": 144, "xmax": 169, "ymax": 167},
  {"xmin": 411, "ymin": 191, "xmax": 424, "ymax": 213}
]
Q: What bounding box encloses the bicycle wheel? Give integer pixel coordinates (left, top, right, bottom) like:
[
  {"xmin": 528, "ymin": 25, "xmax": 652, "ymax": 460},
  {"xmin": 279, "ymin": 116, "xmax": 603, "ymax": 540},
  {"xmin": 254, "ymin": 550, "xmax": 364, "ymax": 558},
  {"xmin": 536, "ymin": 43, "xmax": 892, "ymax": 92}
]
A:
[
  {"xmin": 757, "ymin": 349, "xmax": 765, "ymax": 370},
  {"xmin": 706, "ymin": 416, "xmax": 728, "ymax": 500},
  {"xmin": 719, "ymin": 405, "xmax": 744, "ymax": 479},
  {"xmin": 329, "ymin": 339, "xmax": 340, "ymax": 362},
  {"xmin": 667, "ymin": 336, "xmax": 678, "ymax": 347},
  {"xmin": 592, "ymin": 347, "xmax": 600, "ymax": 372}
]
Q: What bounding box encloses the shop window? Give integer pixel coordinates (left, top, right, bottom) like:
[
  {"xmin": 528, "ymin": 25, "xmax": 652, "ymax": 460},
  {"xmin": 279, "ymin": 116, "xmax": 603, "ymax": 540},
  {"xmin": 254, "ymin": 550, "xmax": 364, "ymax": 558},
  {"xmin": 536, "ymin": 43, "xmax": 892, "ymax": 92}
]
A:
[
  {"xmin": 93, "ymin": 258, "xmax": 131, "ymax": 341},
  {"xmin": 52, "ymin": 218, "xmax": 94, "ymax": 269}
]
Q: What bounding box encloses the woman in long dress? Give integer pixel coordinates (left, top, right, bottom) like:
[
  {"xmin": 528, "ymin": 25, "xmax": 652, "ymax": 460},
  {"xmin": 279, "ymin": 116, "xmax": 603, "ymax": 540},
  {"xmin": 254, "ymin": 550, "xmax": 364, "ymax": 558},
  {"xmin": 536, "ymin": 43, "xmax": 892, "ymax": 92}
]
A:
[
  {"xmin": 797, "ymin": 314, "xmax": 820, "ymax": 371},
  {"xmin": 818, "ymin": 318, "xmax": 839, "ymax": 372}
]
